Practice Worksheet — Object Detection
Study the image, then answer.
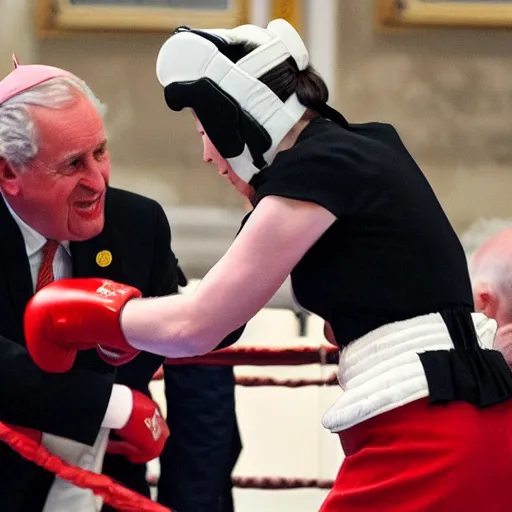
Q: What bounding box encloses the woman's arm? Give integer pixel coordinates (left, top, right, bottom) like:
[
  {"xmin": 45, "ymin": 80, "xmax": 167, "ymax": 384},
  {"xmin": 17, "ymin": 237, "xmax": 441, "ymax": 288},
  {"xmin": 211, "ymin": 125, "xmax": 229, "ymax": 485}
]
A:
[{"xmin": 121, "ymin": 195, "xmax": 336, "ymax": 358}]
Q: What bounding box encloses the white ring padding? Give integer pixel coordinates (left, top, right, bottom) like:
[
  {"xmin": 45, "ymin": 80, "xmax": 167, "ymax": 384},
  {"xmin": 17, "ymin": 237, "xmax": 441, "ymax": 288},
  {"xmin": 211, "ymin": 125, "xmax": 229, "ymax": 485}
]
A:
[{"xmin": 321, "ymin": 312, "xmax": 498, "ymax": 433}]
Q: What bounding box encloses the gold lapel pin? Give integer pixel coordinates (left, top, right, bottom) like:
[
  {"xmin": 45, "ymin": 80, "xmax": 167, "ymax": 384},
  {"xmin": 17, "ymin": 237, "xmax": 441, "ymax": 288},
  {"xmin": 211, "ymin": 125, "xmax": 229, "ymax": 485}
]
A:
[{"xmin": 96, "ymin": 250, "xmax": 113, "ymax": 268}]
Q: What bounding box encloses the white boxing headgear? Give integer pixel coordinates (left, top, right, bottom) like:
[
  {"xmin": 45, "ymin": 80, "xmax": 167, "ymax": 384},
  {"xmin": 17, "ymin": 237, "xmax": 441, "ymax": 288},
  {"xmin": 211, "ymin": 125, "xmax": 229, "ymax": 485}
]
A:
[{"xmin": 156, "ymin": 19, "xmax": 309, "ymax": 183}]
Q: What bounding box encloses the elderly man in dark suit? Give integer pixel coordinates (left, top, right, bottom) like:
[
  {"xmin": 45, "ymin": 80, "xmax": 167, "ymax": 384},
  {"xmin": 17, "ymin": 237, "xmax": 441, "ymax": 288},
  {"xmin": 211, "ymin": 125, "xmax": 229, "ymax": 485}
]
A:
[
  {"xmin": 0, "ymin": 58, "xmax": 176, "ymax": 511},
  {"xmin": 0, "ymin": 59, "xmax": 243, "ymax": 512}
]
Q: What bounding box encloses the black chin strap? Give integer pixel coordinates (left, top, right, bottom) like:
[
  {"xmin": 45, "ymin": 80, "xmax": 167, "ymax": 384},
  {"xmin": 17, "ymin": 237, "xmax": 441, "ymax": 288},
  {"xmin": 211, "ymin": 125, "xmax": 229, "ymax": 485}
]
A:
[{"xmin": 315, "ymin": 103, "xmax": 350, "ymax": 128}]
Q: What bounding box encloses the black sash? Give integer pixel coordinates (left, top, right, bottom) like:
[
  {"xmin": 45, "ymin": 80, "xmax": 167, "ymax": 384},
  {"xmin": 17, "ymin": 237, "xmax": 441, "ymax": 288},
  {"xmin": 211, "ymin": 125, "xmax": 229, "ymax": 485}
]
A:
[{"xmin": 419, "ymin": 306, "xmax": 512, "ymax": 408}]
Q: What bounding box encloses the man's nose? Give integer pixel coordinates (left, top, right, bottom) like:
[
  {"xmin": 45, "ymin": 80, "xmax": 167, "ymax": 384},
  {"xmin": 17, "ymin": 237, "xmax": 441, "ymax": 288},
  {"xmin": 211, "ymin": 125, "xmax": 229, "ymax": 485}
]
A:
[{"xmin": 81, "ymin": 162, "xmax": 108, "ymax": 192}]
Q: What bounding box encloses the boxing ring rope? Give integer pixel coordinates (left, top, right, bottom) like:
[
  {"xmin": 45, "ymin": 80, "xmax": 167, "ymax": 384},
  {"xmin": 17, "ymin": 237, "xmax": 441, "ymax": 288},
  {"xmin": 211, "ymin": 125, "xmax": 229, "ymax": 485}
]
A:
[
  {"xmin": 224, "ymin": 374, "xmax": 339, "ymax": 388},
  {"xmin": 146, "ymin": 473, "xmax": 335, "ymax": 491},
  {"xmin": 1, "ymin": 344, "xmax": 339, "ymax": 509},
  {"xmin": 150, "ymin": 344, "xmax": 340, "ymax": 492},
  {"xmin": 154, "ymin": 368, "xmax": 340, "ymax": 388},
  {"xmin": 162, "ymin": 345, "xmax": 340, "ymax": 367},
  {"xmin": 153, "ymin": 346, "xmax": 340, "ymax": 388},
  {"xmin": 0, "ymin": 423, "xmax": 171, "ymax": 512}
]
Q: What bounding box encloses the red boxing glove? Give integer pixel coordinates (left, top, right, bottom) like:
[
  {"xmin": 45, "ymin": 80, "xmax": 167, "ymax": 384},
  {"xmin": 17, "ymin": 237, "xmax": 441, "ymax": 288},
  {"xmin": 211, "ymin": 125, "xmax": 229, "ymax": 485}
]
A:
[
  {"xmin": 106, "ymin": 390, "xmax": 170, "ymax": 464},
  {"xmin": 24, "ymin": 278, "xmax": 142, "ymax": 373}
]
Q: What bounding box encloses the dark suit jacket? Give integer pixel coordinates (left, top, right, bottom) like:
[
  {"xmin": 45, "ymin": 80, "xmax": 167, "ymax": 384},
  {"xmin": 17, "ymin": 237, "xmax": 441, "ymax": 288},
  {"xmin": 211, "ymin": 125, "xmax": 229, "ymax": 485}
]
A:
[{"xmin": 0, "ymin": 187, "xmax": 178, "ymax": 512}]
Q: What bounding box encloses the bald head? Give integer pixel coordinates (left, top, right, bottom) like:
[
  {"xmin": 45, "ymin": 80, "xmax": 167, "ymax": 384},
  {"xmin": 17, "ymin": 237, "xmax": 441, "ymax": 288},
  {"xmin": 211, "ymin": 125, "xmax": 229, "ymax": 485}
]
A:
[{"xmin": 470, "ymin": 227, "xmax": 512, "ymax": 326}]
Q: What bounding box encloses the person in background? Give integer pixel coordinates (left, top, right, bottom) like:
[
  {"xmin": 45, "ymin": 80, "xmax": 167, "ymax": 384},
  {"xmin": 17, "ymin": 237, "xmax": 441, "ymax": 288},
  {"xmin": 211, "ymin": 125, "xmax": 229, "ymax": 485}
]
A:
[
  {"xmin": 469, "ymin": 227, "xmax": 512, "ymax": 365},
  {"xmin": 0, "ymin": 57, "xmax": 172, "ymax": 512},
  {"xmin": 0, "ymin": 55, "xmax": 246, "ymax": 512}
]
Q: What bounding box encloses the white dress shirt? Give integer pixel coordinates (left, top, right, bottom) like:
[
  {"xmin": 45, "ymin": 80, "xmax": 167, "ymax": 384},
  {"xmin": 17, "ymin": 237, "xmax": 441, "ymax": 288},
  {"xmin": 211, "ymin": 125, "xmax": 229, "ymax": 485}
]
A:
[{"xmin": 4, "ymin": 198, "xmax": 109, "ymax": 512}]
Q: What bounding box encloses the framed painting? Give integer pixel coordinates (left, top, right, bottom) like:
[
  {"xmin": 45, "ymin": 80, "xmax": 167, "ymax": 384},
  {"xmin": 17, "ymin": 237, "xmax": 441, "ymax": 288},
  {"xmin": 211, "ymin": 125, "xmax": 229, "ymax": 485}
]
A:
[
  {"xmin": 375, "ymin": 0, "xmax": 512, "ymax": 30},
  {"xmin": 270, "ymin": 0, "xmax": 303, "ymax": 34},
  {"xmin": 36, "ymin": 0, "xmax": 249, "ymax": 37}
]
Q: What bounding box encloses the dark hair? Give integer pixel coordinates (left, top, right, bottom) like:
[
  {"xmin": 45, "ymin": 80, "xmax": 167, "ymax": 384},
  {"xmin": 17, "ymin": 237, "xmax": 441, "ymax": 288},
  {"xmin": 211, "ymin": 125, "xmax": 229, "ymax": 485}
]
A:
[{"xmin": 223, "ymin": 43, "xmax": 329, "ymax": 111}]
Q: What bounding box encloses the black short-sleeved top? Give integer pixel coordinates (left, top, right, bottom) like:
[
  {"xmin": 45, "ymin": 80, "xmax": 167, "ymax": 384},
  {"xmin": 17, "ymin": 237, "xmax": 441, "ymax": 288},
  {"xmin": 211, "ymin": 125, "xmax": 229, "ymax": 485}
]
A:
[{"xmin": 249, "ymin": 117, "xmax": 474, "ymax": 347}]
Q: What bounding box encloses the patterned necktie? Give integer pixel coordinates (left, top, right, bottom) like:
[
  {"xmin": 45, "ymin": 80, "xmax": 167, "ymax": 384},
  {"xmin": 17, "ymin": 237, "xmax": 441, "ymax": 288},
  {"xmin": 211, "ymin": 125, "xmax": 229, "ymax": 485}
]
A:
[{"xmin": 36, "ymin": 239, "xmax": 60, "ymax": 291}]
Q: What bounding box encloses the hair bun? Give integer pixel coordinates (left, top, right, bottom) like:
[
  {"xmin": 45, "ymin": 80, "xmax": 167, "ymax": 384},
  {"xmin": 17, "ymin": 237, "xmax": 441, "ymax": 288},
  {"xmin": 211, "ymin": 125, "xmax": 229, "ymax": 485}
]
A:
[{"xmin": 296, "ymin": 66, "xmax": 329, "ymax": 109}]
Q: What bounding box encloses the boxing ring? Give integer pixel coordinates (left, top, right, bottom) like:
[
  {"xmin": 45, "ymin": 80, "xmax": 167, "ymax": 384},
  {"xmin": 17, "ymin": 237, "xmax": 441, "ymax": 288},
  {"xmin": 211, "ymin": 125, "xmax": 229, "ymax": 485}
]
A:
[
  {"xmin": 148, "ymin": 344, "xmax": 339, "ymax": 494},
  {"xmin": 0, "ymin": 314, "xmax": 341, "ymax": 511}
]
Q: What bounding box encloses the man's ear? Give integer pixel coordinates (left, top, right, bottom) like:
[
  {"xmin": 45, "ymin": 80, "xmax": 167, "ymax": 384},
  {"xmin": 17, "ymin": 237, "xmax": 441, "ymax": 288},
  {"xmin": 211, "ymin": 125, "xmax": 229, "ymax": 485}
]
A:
[
  {"xmin": 473, "ymin": 281, "xmax": 500, "ymax": 320},
  {"xmin": 0, "ymin": 159, "xmax": 21, "ymax": 196}
]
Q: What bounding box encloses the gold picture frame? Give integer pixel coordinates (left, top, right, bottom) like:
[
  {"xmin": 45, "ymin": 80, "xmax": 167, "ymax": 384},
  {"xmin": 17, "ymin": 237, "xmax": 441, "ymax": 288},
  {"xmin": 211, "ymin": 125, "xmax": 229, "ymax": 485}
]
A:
[
  {"xmin": 375, "ymin": 0, "xmax": 512, "ymax": 31},
  {"xmin": 271, "ymin": 0, "xmax": 303, "ymax": 34},
  {"xmin": 36, "ymin": 0, "xmax": 249, "ymax": 38}
]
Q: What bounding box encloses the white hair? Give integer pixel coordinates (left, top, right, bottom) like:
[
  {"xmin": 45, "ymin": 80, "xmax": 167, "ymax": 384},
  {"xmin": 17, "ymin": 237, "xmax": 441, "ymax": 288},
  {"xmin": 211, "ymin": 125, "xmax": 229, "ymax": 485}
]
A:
[
  {"xmin": 465, "ymin": 222, "xmax": 512, "ymax": 307},
  {"xmin": 470, "ymin": 252, "xmax": 512, "ymax": 296},
  {"xmin": 0, "ymin": 75, "xmax": 107, "ymax": 169},
  {"xmin": 461, "ymin": 217, "xmax": 512, "ymax": 260}
]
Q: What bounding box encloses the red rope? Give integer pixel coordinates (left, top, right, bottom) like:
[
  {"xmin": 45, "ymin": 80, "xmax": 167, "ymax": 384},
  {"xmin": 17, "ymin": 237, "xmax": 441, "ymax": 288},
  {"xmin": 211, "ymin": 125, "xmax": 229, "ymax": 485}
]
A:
[
  {"xmin": 235, "ymin": 374, "xmax": 339, "ymax": 387},
  {"xmin": 164, "ymin": 345, "xmax": 339, "ymax": 367},
  {"xmin": 153, "ymin": 367, "xmax": 339, "ymax": 388},
  {"xmin": 0, "ymin": 423, "xmax": 171, "ymax": 512},
  {"xmin": 233, "ymin": 476, "xmax": 334, "ymax": 490},
  {"xmin": 4, "ymin": 345, "xmax": 339, "ymax": 504},
  {"xmin": 146, "ymin": 473, "xmax": 334, "ymax": 490}
]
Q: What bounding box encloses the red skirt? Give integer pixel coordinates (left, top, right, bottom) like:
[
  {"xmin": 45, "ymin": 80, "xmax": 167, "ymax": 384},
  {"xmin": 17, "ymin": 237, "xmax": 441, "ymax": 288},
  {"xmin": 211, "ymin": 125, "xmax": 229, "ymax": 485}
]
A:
[{"xmin": 319, "ymin": 398, "xmax": 512, "ymax": 512}]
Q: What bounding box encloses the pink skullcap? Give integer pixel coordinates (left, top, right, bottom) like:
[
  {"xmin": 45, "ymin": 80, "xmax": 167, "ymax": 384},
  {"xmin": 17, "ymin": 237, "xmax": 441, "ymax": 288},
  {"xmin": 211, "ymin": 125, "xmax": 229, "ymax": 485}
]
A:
[{"xmin": 0, "ymin": 54, "xmax": 74, "ymax": 105}]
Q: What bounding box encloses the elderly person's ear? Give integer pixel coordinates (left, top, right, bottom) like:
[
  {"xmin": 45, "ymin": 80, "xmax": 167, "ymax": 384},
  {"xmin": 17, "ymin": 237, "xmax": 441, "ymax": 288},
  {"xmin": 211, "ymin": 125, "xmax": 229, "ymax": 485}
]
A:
[
  {"xmin": 0, "ymin": 159, "xmax": 21, "ymax": 196},
  {"xmin": 472, "ymin": 281, "xmax": 499, "ymax": 320}
]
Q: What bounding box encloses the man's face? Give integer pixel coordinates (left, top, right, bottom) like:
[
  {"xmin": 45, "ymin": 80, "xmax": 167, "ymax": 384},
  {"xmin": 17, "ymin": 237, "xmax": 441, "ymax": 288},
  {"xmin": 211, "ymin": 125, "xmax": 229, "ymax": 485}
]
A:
[{"xmin": 0, "ymin": 92, "xmax": 110, "ymax": 241}]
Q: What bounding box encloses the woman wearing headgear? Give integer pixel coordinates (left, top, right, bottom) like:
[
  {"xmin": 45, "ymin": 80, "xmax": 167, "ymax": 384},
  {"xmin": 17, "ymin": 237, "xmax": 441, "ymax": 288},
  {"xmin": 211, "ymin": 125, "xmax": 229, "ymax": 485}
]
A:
[{"xmin": 24, "ymin": 19, "xmax": 512, "ymax": 511}]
